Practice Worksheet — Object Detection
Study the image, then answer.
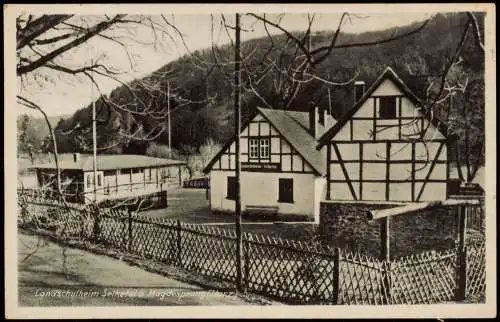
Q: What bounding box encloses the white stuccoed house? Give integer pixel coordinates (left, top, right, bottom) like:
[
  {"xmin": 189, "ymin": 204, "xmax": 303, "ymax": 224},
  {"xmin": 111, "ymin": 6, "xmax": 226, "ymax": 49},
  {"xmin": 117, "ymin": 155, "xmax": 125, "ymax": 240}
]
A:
[{"xmin": 204, "ymin": 105, "xmax": 336, "ymax": 221}]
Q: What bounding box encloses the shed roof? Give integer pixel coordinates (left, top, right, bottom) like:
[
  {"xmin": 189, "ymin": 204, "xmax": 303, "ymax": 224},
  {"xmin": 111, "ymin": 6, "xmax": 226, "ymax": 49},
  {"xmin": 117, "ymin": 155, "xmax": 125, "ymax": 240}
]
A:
[{"xmin": 32, "ymin": 154, "xmax": 186, "ymax": 171}]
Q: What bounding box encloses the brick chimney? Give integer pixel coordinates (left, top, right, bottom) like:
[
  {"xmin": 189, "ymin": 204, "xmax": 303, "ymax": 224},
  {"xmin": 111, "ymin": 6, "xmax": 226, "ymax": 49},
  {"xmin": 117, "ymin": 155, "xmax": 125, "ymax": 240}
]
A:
[
  {"xmin": 354, "ymin": 80, "xmax": 366, "ymax": 103},
  {"xmin": 309, "ymin": 104, "xmax": 319, "ymax": 139}
]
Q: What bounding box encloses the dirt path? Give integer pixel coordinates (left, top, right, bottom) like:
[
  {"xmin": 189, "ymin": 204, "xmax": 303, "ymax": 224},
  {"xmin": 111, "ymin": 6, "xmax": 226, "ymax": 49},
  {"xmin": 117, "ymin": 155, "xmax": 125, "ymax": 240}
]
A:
[{"xmin": 18, "ymin": 233, "xmax": 260, "ymax": 306}]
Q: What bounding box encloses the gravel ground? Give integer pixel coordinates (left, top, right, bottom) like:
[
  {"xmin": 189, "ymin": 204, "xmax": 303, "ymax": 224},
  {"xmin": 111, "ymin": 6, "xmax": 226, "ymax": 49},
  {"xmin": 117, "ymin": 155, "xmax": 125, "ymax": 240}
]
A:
[{"xmin": 18, "ymin": 233, "xmax": 266, "ymax": 306}]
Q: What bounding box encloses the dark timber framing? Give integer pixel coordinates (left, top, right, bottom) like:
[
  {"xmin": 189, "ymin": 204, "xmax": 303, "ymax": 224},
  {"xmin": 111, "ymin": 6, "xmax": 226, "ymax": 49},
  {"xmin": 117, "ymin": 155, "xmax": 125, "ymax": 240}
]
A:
[
  {"xmin": 359, "ymin": 142, "xmax": 363, "ymax": 200},
  {"xmin": 415, "ymin": 141, "xmax": 445, "ymax": 201},
  {"xmin": 317, "ymin": 68, "xmax": 449, "ymax": 149},
  {"xmin": 331, "ymin": 139, "xmax": 446, "ymax": 144},
  {"xmin": 350, "ymin": 118, "xmax": 354, "ymax": 141},
  {"xmin": 208, "ymin": 117, "xmax": 316, "ymax": 174},
  {"xmin": 327, "ymin": 140, "xmax": 447, "ymax": 202},
  {"xmin": 372, "ymin": 97, "xmax": 377, "ymax": 141},
  {"xmin": 329, "ymin": 160, "xmax": 447, "ymax": 164},
  {"xmin": 326, "ymin": 143, "xmax": 331, "ymax": 200},
  {"xmin": 398, "ymin": 97, "xmax": 402, "ymax": 140},
  {"xmin": 332, "ymin": 142, "xmax": 358, "ymax": 200},
  {"xmin": 320, "ymin": 68, "xmax": 450, "ymax": 203},
  {"xmin": 350, "ymin": 116, "xmax": 426, "ymax": 120},
  {"xmin": 385, "ymin": 142, "xmax": 391, "ymax": 201},
  {"xmin": 411, "ymin": 142, "xmax": 416, "ymax": 202}
]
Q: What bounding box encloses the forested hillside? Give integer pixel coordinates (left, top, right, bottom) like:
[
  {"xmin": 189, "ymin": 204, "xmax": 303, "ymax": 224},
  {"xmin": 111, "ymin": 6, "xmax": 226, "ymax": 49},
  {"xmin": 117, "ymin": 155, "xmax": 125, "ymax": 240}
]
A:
[{"xmin": 28, "ymin": 12, "xmax": 483, "ymax": 171}]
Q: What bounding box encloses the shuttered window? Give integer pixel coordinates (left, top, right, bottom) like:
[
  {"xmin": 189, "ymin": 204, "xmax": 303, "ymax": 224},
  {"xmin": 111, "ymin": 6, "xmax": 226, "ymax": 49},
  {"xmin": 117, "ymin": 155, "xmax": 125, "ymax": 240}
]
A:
[
  {"xmin": 278, "ymin": 178, "xmax": 294, "ymax": 203},
  {"xmin": 227, "ymin": 176, "xmax": 237, "ymax": 200}
]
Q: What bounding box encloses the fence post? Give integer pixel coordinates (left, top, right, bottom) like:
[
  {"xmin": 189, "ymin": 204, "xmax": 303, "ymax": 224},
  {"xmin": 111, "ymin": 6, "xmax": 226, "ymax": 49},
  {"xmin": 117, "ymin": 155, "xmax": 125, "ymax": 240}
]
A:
[
  {"xmin": 380, "ymin": 217, "xmax": 392, "ymax": 304},
  {"xmin": 127, "ymin": 208, "xmax": 133, "ymax": 251},
  {"xmin": 243, "ymin": 239, "xmax": 249, "ymax": 291},
  {"xmin": 91, "ymin": 203, "xmax": 101, "ymax": 243},
  {"xmin": 456, "ymin": 204, "xmax": 468, "ymax": 301},
  {"xmin": 332, "ymin": 247, "xmax": 341, "ymax": 304},
  {"xmin": 176, "ymin": 220, "xmax": 182, "ymax": 266},
  {"xmin": 479, "ymin": 201, "xmax": 486, "ymax": 234}
]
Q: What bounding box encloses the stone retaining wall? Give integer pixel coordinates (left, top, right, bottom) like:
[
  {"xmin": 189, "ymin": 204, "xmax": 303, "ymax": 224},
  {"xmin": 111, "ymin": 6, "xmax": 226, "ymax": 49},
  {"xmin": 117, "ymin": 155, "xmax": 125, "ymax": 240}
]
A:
[{"xmin": 318, "ymin": 202, "xmax": 465, "ymax": 259}]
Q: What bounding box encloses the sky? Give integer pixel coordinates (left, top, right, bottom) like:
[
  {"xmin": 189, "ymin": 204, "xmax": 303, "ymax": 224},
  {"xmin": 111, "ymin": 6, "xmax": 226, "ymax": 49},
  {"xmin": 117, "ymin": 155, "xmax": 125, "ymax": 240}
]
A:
[{"xmin": 15, "ymin": 9, "xmax": 439, "ymax": 117}]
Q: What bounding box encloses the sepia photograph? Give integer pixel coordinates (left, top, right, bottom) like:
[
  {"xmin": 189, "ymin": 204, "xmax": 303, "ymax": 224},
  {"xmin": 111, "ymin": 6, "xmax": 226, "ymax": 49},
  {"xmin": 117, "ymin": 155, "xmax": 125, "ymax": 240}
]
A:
[{"xmin": 4, "ymin": 3, "xmax": 496, "ymax": 319}]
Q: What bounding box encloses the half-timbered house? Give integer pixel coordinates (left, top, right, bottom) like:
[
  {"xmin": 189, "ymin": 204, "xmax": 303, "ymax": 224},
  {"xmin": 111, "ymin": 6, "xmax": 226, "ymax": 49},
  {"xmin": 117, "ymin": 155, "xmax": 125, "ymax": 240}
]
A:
[
  {"xmin": 204, "ymin": 106, "xmax": 336, "ymax": 220},
  {"xmin": 317, "ymin": 67, "xmax": 451, "ymax": 202}
]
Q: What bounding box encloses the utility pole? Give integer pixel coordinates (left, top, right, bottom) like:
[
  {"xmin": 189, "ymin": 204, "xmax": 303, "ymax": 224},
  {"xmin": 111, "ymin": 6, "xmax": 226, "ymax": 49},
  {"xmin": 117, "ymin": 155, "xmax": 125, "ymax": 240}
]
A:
[
  {"xmin": 167, "ymin": 81, "xmax": 172, "ymax": 158},
  {"xmin": 234, "ymin": 12, "xmax": 243, "ymax": 292},
  {"xmin": 91, "ymin": 49, "xmax": 98, "ymax": 202}
]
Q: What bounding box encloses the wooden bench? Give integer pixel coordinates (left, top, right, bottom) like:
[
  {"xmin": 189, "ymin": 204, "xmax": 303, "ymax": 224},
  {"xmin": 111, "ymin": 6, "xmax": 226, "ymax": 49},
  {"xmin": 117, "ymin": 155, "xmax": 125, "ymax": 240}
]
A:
[{"xmin": 244, "ymin": 205, "xmax": 279, "ymax": 221}]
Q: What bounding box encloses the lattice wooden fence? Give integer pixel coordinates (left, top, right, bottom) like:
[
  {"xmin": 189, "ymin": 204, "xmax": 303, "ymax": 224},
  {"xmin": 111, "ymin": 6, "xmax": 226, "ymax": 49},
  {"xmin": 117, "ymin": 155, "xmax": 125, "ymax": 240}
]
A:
[
  {"xmin": 243, "ymin": 233, "xmax": 338, "ymax": 304},
  {"xmin": 465, "ymin": 237, "xmax": 486, "ymax": 299},
  {"xmin": 17, "ymin": 195, "xmax": 486, "ymax": 305},
  {"xmin": 338, "ymin": 250, "xmax": 387, "ymax": 305},
  {"xmin": 390, "ymin": 249, "xmax": 458, "ymax": 304}
]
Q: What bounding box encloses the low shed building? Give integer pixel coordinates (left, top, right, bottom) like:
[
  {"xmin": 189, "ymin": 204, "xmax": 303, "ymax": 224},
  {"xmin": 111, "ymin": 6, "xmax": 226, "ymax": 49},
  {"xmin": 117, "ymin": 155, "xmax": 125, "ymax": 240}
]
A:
[{"xmin": 32, "ymin": 153, "xmax": 189, "ymax": 204}]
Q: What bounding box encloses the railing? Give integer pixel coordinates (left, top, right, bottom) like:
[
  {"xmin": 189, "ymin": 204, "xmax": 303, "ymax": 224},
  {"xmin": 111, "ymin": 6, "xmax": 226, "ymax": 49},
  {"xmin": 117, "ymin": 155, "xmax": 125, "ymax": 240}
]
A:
[{"xmin": 17, "ymin": 195, "xmax": 486, "ymax": 305}]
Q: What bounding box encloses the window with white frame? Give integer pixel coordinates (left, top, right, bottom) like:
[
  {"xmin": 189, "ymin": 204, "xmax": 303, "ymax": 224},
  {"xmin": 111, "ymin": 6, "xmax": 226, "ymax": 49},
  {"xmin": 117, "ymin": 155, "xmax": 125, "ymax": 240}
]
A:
[
  {"xmin": 260, "ymin": 138, "xmax": 270, "ymax": 158},
  {"xmin": 249, "ymin": 139, "xmax": 259, "ymax": 158},
  {"xmin": 249, "ymin": 138, "xmax": 270, "ymax": 160}
]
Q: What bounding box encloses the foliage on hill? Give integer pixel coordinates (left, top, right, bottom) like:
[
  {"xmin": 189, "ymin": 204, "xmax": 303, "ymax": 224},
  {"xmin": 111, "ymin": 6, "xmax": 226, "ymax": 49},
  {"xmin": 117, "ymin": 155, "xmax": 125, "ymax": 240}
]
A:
[
  {"xmin": 50, "ymin": 12, "xmax": 483, "ymax": 170},
  {"xmin": 17, "ymin": 114, "xmax": 69, "ymax": 160}
]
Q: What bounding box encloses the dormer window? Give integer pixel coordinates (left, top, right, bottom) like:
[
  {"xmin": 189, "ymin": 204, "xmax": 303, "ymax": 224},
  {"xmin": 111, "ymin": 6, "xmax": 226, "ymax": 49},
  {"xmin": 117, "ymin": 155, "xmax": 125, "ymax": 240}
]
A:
[{"xmin": 379, "ymin": 97, "xmax": 397, "ymax": 119}]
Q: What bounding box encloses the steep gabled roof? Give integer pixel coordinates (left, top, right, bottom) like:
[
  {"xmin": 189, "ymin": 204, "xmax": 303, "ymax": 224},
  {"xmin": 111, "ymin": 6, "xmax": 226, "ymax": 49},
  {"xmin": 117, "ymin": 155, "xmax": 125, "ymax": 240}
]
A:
[
  {"xmin": 203, "ymin": 107, "xmax": 326, "ymax": 176},
  {"xmin": 316, "ymin": 67, "xmax": 449, "ymax": 149},
  {"xmin": 32, "ymin": 154, "xmax": 186, "ymax": 171},
  {"xmin": 258, "ymin": 108, "xmax": 325, "ymax": 175}
]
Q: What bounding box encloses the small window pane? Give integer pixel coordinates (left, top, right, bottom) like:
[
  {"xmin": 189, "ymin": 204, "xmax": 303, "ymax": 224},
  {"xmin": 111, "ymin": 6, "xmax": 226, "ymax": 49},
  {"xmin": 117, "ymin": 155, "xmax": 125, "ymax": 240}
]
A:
[
  {"xmin": 260, "ymin": 138, "xmax": 269, "ymax": 158},
  {"xmin": 249, "ymin": 139, "xmax": 259, "ymax": 159}
]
